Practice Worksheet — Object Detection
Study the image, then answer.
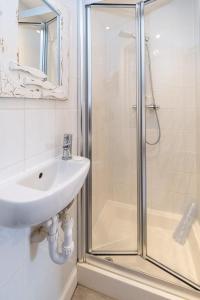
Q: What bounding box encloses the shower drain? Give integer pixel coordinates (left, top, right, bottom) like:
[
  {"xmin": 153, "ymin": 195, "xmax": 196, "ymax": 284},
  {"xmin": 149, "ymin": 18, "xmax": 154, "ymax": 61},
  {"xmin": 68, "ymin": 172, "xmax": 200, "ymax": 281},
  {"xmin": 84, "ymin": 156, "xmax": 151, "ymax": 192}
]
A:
[{"xmin": 104, "ymin": 256, "xmax": 113, "ymax": 262}]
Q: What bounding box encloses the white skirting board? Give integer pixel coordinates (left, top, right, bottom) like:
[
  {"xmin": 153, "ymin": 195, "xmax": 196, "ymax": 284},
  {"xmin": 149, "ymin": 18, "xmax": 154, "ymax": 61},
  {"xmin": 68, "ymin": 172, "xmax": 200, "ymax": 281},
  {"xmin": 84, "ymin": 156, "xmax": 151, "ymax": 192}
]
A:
[
  {"xmin": 77, "ymin": 263, "xmax": 198, "ymax": 300},
  {"xmin": 59, "ymin": 267, "xmax": 77, "ymax": 300}
]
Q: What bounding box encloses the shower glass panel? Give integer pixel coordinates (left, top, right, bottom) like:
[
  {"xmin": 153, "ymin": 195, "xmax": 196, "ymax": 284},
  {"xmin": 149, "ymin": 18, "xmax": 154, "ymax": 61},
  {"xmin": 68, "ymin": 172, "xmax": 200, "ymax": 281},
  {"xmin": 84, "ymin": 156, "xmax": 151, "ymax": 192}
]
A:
[
  {"xmin": 145, "ymin": 0, "xmax": 200, "ymax": 287},
  {"xmin": 89, "ymin": 5, "xmax": 138, "ymax": 253}
]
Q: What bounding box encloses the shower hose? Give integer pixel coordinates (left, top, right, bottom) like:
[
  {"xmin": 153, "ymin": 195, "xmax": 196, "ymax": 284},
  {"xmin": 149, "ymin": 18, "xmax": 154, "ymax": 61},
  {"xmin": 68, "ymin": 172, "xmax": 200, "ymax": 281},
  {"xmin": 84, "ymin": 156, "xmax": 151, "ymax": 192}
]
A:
[{"xmin": 145, "ymin": 42, "xmax": 161, "ymax": 145}]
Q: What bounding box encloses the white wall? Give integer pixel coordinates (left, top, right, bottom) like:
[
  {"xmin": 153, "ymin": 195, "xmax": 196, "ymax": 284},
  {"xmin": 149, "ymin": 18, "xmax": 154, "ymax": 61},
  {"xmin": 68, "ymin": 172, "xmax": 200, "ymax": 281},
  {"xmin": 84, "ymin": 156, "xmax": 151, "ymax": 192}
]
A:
[
  {"xmin": 18, "ymin": 24, "xmax": 41, "ymax": 70},
  {"xmin": 91, "ymin": 0, "xmax": 200, "ymax": 216},
  {"xmin": 91, "ymin": 7, "xmax": 137, "ymax": 219},
  {"xmin": 145, "ymin": 0, "xmax": 200, "ymax": 215},
  {"xmin": 0, "ymin": 0, "xmax": 78, "ymax": 299}
]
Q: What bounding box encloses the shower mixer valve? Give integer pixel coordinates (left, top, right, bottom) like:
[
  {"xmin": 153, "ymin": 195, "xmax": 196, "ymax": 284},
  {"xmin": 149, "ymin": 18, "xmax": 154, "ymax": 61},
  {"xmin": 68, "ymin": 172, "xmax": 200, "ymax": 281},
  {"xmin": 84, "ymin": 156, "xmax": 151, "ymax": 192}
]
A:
[{"xmin": 131, "ymin": 104, "xmax": 160, "ymax": 110}]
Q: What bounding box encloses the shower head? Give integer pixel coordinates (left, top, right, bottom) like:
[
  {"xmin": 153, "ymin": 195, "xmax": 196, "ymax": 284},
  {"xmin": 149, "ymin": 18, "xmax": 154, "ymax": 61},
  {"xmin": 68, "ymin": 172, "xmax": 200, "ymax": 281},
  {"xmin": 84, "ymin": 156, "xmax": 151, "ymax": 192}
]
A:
[{"xmin": 118, "ymin": 30, "xmax": 149, "ymax": 42}]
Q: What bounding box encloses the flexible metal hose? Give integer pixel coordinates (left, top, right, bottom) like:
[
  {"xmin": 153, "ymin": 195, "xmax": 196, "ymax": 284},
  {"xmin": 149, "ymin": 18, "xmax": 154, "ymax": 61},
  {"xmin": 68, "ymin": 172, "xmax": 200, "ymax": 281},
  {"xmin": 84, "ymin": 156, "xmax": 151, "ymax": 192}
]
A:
[
  {"xmin": 119, "ymin": 31, "xmax": 161, "ymax": 145},
  {"xmin": 145, "ymin": 43, "xmax": 161, "ymax": 145}
]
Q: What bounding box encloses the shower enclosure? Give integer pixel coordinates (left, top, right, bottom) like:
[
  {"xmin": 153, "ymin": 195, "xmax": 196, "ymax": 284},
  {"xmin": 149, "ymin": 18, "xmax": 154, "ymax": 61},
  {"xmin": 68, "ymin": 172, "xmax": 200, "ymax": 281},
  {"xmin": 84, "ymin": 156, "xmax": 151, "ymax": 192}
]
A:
[{"xmin": 79, "ymin": 0, "xmax": 200, "ymax": 293}]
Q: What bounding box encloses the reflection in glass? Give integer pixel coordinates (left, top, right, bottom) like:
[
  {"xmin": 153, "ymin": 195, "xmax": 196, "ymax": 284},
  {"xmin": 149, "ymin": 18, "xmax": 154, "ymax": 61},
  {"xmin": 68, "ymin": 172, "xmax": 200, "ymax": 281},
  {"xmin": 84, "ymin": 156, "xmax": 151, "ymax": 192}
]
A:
[{"xmin": 18, "ymin": 0, "xmax": 60, "ymax": 84}]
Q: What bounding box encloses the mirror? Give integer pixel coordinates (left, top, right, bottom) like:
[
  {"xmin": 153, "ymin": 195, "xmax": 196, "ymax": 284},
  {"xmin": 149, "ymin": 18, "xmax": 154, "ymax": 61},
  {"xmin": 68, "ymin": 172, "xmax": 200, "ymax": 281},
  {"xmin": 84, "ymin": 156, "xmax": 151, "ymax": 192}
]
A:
[
  {"xmin": 18, "ymin": 0, "xmax": 60, "ymax": 85},
  {"xmin": 0, "ymin": 0, "xmax": 69, "ymax": 100}
]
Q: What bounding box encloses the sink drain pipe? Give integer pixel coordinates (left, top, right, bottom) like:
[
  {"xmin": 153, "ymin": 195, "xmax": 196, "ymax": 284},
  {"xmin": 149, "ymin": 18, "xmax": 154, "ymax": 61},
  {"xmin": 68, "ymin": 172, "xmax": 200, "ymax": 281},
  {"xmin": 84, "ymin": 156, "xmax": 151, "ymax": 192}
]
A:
[{"xmin": 44, "ymin": 212, "xmax": 74, "ymax": 265}]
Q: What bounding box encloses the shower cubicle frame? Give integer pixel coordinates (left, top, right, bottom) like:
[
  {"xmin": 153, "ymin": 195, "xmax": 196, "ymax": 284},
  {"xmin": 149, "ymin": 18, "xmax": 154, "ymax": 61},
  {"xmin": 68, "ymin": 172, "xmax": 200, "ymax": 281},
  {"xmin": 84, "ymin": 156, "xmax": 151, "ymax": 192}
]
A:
[{"xmin": 78, "ymin": 0, "xmax": 200, "ymax": 293}]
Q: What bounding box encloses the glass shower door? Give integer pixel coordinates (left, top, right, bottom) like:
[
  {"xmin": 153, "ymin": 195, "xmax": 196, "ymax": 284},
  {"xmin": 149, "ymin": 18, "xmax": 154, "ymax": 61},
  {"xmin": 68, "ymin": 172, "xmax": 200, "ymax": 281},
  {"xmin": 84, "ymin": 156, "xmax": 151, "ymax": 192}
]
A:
[
  {"xmin": 88, "ymin": 5, "xmax": 138, "ymax": 253},
  {"xmin": 145, "ymin": 0, "xmax": 200, "ymax": 288}
]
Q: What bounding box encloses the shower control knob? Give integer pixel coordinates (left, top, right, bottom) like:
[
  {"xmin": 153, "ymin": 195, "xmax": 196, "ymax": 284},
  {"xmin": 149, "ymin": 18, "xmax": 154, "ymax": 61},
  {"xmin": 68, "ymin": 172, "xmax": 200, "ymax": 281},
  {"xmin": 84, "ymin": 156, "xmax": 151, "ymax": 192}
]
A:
[{"xmin": 131, "ymin": 104, "xmax": 160, "ymax": 110}]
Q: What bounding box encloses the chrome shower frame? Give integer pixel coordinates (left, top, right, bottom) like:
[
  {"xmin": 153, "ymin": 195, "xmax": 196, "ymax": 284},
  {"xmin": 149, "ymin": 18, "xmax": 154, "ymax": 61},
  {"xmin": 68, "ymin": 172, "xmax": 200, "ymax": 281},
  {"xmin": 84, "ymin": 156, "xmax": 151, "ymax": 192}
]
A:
[{"xmin": 78, "ymin": 0, "xmax": 200, "ymax": 293}]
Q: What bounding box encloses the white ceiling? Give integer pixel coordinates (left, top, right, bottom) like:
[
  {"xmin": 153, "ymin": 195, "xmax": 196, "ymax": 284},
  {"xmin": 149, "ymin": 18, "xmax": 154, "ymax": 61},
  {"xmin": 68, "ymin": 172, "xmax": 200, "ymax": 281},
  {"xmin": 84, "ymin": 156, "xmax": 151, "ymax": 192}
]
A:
[
  {"xmin": 19, "ymin": 0, "xmax": 57, "ymax": 23},
  {"xmin": 20, "ymin": 0, "xmax": 44, "ymax": 9}
]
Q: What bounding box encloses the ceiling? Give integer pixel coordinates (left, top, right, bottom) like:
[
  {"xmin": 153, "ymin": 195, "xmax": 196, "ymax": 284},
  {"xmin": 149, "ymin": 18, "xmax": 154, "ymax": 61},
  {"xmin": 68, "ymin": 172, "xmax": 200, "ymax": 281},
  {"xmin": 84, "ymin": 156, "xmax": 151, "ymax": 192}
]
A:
[{"xmin": 18, "ymin": 0, "xmax": 57, "ymax": 23}]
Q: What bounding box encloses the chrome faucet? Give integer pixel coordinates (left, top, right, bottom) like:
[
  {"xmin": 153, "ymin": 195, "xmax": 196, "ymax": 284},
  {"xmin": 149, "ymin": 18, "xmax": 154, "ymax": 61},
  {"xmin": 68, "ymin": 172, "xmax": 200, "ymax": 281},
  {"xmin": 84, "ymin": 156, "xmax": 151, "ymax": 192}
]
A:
[{"xmin": 62, "ymin": 134, "xmax": 72, "ymax": 160}]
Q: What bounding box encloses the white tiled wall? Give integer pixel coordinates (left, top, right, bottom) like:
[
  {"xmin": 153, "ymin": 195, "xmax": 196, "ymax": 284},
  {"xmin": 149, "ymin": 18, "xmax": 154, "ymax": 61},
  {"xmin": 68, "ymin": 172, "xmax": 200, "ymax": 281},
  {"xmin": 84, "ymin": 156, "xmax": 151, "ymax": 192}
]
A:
[
  {"xmin": 0, "ymin": 1, "xmax": 78, "ymax": 299},
  {"xmin": 91, "ymin": 7, "xmax": 138, "ymax": 225},
  {"xmin": 145, "ymin": 0, "xmax": 200, "ymax": 215},
  {"xmin": 91, "ymin": 0, "xmax": 200, "ymax": 216}
]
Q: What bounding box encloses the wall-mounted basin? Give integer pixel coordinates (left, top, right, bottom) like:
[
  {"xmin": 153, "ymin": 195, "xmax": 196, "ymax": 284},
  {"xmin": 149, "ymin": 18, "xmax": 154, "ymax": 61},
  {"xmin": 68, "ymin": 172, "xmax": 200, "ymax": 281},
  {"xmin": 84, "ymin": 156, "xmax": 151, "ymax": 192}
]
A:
[{"xmin": 0, "ymin": 156, "xmax": 90, "ymax": 228}]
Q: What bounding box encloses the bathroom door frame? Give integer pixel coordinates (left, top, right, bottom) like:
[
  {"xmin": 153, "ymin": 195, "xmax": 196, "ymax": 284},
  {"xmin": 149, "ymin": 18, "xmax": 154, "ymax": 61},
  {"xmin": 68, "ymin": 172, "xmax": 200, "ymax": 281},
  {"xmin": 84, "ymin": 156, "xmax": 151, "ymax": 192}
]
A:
[{"xmin": 78, "ymin": 0, "xmax": 200, "ymax": 291}]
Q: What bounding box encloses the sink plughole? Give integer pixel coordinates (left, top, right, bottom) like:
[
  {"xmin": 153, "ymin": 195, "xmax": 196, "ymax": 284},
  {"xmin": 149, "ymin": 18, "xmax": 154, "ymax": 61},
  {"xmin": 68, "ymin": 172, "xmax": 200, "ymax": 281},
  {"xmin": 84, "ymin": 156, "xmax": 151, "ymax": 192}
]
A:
[{"xmin": 0, "ymin": 156, "xmax": 90, "ymax": 228}]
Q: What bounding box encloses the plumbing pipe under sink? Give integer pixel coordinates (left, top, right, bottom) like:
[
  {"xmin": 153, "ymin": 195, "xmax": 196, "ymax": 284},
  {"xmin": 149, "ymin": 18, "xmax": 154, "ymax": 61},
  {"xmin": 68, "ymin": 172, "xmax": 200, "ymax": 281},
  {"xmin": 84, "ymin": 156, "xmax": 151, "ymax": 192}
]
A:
[{"xmin": 44, "ymin": 211, "xmax": 74, "ymax": 265}]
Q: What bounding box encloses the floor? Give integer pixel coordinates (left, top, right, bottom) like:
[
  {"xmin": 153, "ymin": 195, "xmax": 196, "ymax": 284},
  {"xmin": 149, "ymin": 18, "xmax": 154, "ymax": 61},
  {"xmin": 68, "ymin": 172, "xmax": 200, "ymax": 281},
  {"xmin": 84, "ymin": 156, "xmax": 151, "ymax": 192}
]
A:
[{"xmin": 72, "ymin": 285, "xmax": 115, "ymax": 300}]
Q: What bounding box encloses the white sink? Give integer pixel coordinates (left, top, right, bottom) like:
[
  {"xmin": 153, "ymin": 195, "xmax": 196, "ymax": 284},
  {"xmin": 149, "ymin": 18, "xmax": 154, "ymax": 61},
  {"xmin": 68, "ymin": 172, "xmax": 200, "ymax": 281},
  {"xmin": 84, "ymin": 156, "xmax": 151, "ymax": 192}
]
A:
[{"xmin": 0, "ymin": 156, "xmax": 90, "ymax": 228}]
